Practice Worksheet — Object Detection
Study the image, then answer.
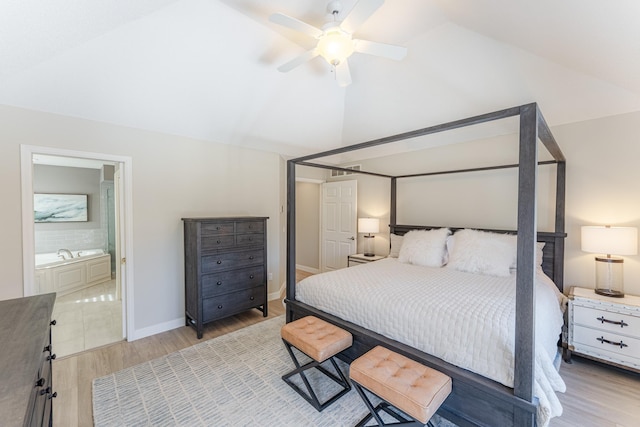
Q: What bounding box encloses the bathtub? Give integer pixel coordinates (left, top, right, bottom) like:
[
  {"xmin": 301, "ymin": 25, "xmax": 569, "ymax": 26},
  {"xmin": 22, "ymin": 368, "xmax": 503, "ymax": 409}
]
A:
[{"xmin": 35, "ymin": 249, "xmax": 112, "ymax": 296}]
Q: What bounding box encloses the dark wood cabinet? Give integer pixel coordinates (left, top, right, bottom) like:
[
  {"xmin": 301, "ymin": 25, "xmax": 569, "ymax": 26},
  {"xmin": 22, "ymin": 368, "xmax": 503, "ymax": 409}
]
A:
[
  {"xmin": 183, "ymin": 217, "xmax": 268, "ymax": 338},
  {"xmin": 0, "ymin": 293, "xmax": 56, "ymax": 427}
]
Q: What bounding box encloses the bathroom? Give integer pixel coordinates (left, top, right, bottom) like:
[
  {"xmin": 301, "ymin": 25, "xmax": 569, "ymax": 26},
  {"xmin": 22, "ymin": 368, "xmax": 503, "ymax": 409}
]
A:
[{"xmin": 33, "ymin": 155, "xmax": 123, "ymax": 357}]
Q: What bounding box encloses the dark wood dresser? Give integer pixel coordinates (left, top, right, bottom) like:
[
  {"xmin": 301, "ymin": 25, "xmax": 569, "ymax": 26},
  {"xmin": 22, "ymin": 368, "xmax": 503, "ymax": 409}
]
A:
[
  {"xmin": 0, "ymin": 293, "xmax": 56, "ymax": 426},
  {"xmin": 183, "ymin": 217, "xmax": 268, "ymax": 338}
]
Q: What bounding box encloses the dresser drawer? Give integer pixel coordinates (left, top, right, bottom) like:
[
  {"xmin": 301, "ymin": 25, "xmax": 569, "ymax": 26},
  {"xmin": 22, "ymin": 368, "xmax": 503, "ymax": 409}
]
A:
[
  {"xmin": 202, "ymin": 267, "xmax": 265, "ymax": 298},
  {"xmin": 201, "ymin": 249, "xmax": 264, "ymax": 273},
  {"xmin": 236, "ymin": 221, "xmax": 264, "ymax": 234},
  {"xmin": 573, "ymin": 305, "xmax": 640, "ymax": 337},
  {"xmin": 572, "ymin": 324, "xmax": 640, "ymax": 362},
  {"xmin": 202, "ymin": 286, "xmax": 266, "ymax": 322},
  {"xmin": 236, "ymin": 233, "xmax": 264, "ymax": 247},
  {"xmin": 201, "ymin": 234, "xmax": 235, "ymax": 251},
  {"xmin": 201, "ymin": 222, "xmax": 235, "ymax": 235}
]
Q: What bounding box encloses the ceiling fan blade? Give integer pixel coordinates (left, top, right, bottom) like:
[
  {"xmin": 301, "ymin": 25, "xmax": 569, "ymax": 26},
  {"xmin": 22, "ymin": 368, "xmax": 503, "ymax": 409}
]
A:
[
  {"xmin": 340, "ymin": 0, "xmax": 385, "ymax": 34},
  {"xmin": 269, "ymin": 13, "xmax": 323, "ymax": 39},
  {"xmin": 335, "ymin": 60, "xmax": 352, "ymax": 87},
  {"xmin": 353, "ymin": 39, "xmax": 407, "ymax": 61},
  {"xmin": 277, "ymin": 49, "xmax": 320, "ymax": 72}
]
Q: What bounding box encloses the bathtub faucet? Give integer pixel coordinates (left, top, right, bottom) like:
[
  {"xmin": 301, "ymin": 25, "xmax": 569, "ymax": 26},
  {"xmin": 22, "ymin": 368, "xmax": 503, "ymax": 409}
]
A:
[{"xmin": 57, "ymin": 249, "xmax": 73, "ymax": 259}]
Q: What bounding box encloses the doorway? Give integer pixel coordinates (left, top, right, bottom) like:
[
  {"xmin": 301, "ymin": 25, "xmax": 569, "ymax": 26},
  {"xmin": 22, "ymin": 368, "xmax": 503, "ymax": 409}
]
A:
[{"xmin": 20, "ymin": 145, "xmax": 134, "ymax": 356}]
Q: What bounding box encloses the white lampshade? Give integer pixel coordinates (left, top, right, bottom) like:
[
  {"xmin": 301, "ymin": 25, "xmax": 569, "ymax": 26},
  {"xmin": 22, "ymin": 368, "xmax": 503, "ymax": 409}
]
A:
[
  {"xmin": 581, "ymin": 226, "xmax": 638, "ymax": 256},
  {"xmin": 358, "ymin": 218, "xmax": 380, "ymax": 234}
]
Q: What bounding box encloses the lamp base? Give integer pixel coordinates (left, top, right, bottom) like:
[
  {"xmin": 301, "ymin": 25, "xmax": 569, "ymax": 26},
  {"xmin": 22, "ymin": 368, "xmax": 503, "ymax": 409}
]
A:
[
  {"xmin": 594, "ymin": 288, "xmax": 625, "ymax": 298},
  {"xmin": 363, "ymin": 235, "xmax": 375, "ymax": 258}
]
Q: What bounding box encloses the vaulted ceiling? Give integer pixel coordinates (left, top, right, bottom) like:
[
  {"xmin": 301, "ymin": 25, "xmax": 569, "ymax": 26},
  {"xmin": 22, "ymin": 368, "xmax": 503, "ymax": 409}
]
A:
[{"xmin": 1, "ymin": 0, "xmax": 638, "ymax": 157}]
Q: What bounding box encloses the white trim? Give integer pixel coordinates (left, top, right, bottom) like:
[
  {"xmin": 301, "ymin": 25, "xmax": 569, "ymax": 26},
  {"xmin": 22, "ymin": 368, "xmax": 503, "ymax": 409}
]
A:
[
  {"xmin": 268, "ymin": 286, "xmax": 283, "ymax": 301},
  {"xmin": 131, "ymin": 317, "xmax": 185, "ymax": 341},
  {"xmin": 20, "ymin": 145, "xmax": 136, "ymax": 342},
  {"xmin": 295, "ymin": 177, "xmax": 324, "ymax": 184},
  {"xmin": 295, "ymin": 264, "xmax": 320, "ymax": 274}
]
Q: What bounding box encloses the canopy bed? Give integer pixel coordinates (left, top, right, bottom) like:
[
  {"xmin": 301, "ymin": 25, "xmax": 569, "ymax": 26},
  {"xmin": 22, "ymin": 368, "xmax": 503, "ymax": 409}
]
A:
[{"xmin": 285, "ymin": 103, "xmax": 567, "ymax": 427}]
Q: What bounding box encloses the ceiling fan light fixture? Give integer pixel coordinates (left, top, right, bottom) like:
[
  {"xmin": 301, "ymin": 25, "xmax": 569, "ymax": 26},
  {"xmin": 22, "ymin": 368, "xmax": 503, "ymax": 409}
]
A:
[{"xmin": 317, "ymin": 29, "xmax": 354, "ymax": 66}]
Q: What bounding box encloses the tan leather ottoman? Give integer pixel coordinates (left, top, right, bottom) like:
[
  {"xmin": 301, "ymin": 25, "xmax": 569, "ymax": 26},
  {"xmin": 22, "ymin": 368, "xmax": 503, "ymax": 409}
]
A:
[{"xmin": 350, "ymin": 346, "xmax": 452, "ymax": 426}]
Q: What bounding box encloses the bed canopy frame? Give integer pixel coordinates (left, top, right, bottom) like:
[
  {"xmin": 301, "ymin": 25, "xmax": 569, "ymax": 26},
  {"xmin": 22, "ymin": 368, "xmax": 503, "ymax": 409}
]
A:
[{"xmin": 285, "ymin": 103, "xmax": 566, "ymax": 427}]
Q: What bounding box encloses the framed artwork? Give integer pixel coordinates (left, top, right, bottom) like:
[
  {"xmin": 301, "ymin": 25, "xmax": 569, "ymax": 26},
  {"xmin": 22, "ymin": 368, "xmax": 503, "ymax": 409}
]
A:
[{"xmin": 34, "ymin": 193, "xmax": 88, "ymax": 223}]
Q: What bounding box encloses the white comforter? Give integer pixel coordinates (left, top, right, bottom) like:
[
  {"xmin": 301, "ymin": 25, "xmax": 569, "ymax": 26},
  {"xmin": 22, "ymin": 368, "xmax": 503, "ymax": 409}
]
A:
[{"xmin": 296, "ymin": 258, "xmax": 567, "ymax": 426}]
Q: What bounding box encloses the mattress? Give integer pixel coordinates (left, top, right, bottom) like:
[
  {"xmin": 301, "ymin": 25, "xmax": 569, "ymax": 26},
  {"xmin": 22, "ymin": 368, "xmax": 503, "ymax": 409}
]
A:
[{"xmin": 295, "ymin": 258, "xmax": 567, "ymax": 426}]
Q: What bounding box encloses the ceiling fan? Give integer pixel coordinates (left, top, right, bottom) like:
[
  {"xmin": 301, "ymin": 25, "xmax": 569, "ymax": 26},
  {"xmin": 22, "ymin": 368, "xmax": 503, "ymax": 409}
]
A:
[{"xmin": 269, "ymin": 0, "xmax": 407, "ymax": 87}]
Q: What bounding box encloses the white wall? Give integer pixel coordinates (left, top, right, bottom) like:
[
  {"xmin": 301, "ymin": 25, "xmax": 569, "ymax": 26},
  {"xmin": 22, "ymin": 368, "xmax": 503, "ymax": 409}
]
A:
[{"xmin": 0, "ymin": 105, "xmax": 283, "ymax": 338}]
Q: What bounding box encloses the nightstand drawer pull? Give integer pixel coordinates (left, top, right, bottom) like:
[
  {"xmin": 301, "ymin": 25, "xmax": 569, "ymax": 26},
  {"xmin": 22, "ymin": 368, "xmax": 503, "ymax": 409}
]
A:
[
  {"xmin": 597, "ymin": 336, "xmax": 628, "ymax": 349},
  {"xmin": 597, "ymin": 316, "xmax": 628, "ymax": 328}
]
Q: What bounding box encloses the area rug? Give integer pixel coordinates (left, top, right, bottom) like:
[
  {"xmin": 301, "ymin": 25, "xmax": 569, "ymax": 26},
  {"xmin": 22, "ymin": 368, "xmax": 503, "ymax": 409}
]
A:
[{"xmin": 93, "ymin": 316, "xmax": 455, "ymax": 426}]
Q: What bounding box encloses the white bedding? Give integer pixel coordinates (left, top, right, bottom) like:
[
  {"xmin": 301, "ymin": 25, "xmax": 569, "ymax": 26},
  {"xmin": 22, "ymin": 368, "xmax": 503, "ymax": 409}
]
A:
[{"xmin": 296, "ymin": 258, "xmax": 567, "ymax": 426}]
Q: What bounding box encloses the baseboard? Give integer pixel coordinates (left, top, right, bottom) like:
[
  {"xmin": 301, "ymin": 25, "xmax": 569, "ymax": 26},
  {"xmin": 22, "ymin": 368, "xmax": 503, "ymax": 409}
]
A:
[
  {"xmin": 130, "ymin": 317, "xmax": 185, "ymax": 341},
  {"xmin": 296, "ymin": 264, "xmax": 320, "ymax": 274},
  {"xmin": 268, "ymin": 285, "xmax": 284, "ymax": 301}
]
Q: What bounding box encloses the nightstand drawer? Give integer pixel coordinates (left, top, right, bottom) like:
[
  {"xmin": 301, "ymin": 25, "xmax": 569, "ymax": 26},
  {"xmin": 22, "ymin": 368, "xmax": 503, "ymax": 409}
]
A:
[
  {"xmin": 573, "ymin": 305, "xmax": 640, "ymax": 337},
  {"xmin": 573, "ymin": 325, "xmax": 640, "ymax": 362}
]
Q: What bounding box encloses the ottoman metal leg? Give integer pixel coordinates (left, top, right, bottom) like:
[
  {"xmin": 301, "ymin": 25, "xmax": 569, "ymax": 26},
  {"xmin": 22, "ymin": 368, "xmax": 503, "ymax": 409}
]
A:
[
  {"xmin": 352, "ymin": 380, "xmax": 433, "ymax": 427},
  {"xmin": 282, "ymin": 339, "xmax": 351, "ymax": 412}
]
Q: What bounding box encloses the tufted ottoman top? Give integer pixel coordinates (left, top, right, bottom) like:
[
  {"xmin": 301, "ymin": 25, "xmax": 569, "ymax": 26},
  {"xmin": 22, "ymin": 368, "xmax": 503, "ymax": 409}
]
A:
[
  {"xmin": 350, "ymin": 345, "xmax": 452, "ymax": 424},
  {"xmin": 281, "ymin": 316, "xmax": 353, "ymax": 362}
]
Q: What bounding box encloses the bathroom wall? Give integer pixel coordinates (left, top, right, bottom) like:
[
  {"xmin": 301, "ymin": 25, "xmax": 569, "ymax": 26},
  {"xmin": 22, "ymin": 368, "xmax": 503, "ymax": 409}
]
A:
[{"xmin": 33, "ymin": 164, "xmax": 105, "ymax": 253}]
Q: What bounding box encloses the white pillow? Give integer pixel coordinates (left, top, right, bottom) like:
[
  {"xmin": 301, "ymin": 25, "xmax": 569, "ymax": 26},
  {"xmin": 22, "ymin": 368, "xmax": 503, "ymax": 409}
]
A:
[
  {"xmin": 388, "ymin": 233, "xmax": 404, "ymax": 258},
  {"xmin": 446, "ymin": 229, "xmax": 514, "ymax": 277},
  {"xmin": 398, "ymin": 228, "xmax": 450, "ymax": 267},
  {"xmin": 446, "ymin": 231, "xmax": 546, "ymax": 271}
]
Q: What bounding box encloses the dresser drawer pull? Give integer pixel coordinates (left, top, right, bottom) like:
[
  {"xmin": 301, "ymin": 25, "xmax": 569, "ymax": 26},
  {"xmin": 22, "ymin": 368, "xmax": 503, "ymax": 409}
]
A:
[
  {"xmin": 216, "ymin": 240, "xmax": 221, "ymax": 244},
  {"xmin": 597, "ymin": 336, "xmax": 628, "ymax": 349},
  {"xmin": 216, "ymin": 226, "xmax": 221, "ymax": 230},
  {"xmin": 47, "ymin": 353, "xmax": 57, "ymax": 361},
  {"xmin": 40, "ymin": 386, "xmax": 51, "ymax": 396},
  {"xmin": 217, "ymin": 281, "xmax": 222, "ymax": 286},
  {"xmin": 597, "ymin": 316, "xmax": 628, "ymax": 328},
  {"xmin": 249, "ymin": 256, "xmax": 254, "ymax": 260},
  {"xmin": 249, "ymin": 274, "xmax": 254, "ymax": 279},
  {"xmin": 217, "ymin": 305, "xmax": 223, "ymax": 309},
  {"xmin": 217, "ymin": 260, "xmax": 222, "ymax": 264},
  {"xmin": 250, "ymin": 296, "xmax": 255, "ymax": 301},
  {"xmin": 35, "ymin": 377, "xmax": 45, "ymax": 387}
]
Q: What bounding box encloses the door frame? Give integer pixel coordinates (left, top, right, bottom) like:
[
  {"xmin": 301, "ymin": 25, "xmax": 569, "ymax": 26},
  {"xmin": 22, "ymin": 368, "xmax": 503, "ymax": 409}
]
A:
[{"xmin": 20, "ymin": 145, "xmax": 135, "ymax": 341}]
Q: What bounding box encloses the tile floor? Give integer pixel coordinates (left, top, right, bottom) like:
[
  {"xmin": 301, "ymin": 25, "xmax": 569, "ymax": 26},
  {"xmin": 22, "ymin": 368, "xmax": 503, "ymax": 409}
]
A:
[{"xmin": 51, "ymin": 279, "xmax": 123, "ymax": 358}]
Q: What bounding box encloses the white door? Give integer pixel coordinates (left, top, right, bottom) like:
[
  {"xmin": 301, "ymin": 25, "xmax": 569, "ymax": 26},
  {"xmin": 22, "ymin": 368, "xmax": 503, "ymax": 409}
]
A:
[{"xmin": 321, "ymin": 180, "xmax": 357, "ymax": 271}]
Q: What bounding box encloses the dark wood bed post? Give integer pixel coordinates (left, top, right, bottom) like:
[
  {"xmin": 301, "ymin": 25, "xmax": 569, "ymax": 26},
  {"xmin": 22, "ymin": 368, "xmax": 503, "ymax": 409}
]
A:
[
  {"xmin": 390, "ymin": 177, "xmax": 397, "ymax": 229},
  {"xmin": 514, "ymin": 103, "xmax": 538, "ymax": 426},
  {"xmin": 286, "ymin": 160, "xmax": 296, "ymax": 322}
]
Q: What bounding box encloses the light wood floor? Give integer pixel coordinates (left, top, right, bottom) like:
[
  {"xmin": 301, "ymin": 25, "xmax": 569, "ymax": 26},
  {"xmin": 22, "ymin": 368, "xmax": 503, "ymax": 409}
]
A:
[
  {"xmin": 52, "ymin": 300, "xmax": 285, "ymax": 427},
  {"xmin": 52, "ymin": 291, "xmax": 639, "ymax": 427}
]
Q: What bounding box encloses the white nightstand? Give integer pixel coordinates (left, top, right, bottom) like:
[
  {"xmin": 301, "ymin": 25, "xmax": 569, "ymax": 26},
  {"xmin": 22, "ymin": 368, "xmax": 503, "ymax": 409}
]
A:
[
  {"xmin": 566, "ymin": 286, "xmax": 640, "ymax": 372},
  {"xmin": 348, "ymin": 253, "xmax": 384, "ymax": 267}
]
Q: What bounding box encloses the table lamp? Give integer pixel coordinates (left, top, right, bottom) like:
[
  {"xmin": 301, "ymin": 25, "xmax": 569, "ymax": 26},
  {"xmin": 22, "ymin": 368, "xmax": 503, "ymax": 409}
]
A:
[
  {"xmin": 358, "ymin": 218, "xmax": 379, "ymax": 257},
  {"xmin": 581, "ymin": 225, "xmax": 638, "ymax": 297}
]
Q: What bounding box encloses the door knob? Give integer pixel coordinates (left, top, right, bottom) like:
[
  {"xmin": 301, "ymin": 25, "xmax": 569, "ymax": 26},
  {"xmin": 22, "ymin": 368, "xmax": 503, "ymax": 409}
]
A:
[{"xmin": 349, "ymin": 236, "xmax": 355, "ymax": 240}]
